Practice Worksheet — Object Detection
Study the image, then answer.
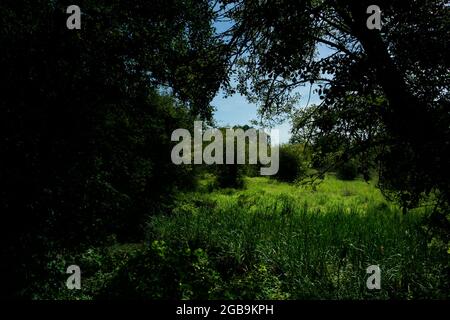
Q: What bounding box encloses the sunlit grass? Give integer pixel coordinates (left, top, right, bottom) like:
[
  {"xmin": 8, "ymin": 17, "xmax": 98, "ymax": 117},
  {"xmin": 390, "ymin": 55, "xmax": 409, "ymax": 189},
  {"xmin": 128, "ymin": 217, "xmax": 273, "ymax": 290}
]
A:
[
  {"xmin": 211, "ymin": 175, "xmax": 394, "ymax": 213},
  {"xmin": 52, "ymin": 175, "xmax": 449, "ymax": 300},
  {"xmin": 144, "ymin": 176, "xmax": 449, "ymax": 299}
]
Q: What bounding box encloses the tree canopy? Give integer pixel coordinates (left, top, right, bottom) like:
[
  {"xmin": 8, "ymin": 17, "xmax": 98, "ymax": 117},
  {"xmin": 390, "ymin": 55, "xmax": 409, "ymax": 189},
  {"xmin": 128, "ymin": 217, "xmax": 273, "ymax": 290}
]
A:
[
  {"xmin": 0, "ymin": 0, "xmax": 224, "ymax": 297},
  {"xmin": 216, "ymin": 0, "xmax": 450, "ymax": 210}
]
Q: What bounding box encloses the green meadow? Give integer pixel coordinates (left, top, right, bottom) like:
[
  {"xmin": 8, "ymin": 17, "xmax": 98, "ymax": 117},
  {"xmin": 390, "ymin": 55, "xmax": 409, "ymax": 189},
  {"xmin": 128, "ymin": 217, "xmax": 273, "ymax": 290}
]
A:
[{"xmin": 46, "ymin": 175, "xmax": 449, "ymax": 300}]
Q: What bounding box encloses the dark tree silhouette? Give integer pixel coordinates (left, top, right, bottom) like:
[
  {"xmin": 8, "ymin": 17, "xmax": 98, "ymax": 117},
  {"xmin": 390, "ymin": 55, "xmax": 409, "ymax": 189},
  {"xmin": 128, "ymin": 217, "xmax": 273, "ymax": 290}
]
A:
[{"xmin": 0, "ymin": 0, "xmax": 224, "ymax": 298}]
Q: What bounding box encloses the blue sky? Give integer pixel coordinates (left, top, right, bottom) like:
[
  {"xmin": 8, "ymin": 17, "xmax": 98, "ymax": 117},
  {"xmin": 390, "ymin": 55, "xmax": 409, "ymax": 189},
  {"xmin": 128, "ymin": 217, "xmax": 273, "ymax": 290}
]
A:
[
  {"xmin": 211, "ymin": 60, "xmax": 330, "ymax": 144},
  {"xmin": 210, "ymin": 18, "xmax": 296, "ymax": 142},
  {"xmin": 212, "ymin": 90, "xmax": 303, "ymax": 144},
  {"xmin": 211, "ymin": 18, "xmax": 333, "ymax": 144}
]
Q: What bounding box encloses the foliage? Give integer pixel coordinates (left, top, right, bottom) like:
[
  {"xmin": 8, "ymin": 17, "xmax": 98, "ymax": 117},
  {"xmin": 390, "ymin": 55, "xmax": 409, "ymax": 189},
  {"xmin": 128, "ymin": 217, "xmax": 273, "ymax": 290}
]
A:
[
  {"xmin": 213, "ymin": 127, "xmax": 247, "ymax": 189},
  {"xmin": 273, "ymin": 144, "xmax": 307, "ymax": 183},
  {"xmin": 336, "ymin": 160, "xmax": 359, "ymax": 181},
  {"xmin": 0, "ymin": 0, "xmax": 222, "ymax": 298},
  {"xmin": 39, "ymin": 177, "xmax": 450, "ymax": 299},
  {"xmin": 2, "ymin": 0, "xmax": 449, "ymax": 300},
  {"xmin": 218, "ymin": 0, "xmax": 450, "ymax": 212}
]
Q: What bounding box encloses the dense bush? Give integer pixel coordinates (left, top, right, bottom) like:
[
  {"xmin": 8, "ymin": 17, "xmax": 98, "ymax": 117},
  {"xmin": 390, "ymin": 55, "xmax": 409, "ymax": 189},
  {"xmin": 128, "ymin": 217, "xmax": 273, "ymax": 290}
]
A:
[
  {"xmin": 213, "ymin": 127, "xmax": 245, "ymax": 189},
  {"xmin": 0, "ymin": 0, "xmax": 220, "ymax": 298},
  {"xmin": 336, "ymin": 160, "xmax": 359, "ymax": 181},
  {"xmin": 273, "ymin": 144, "xmax": 306, "ymax": 183},
  {"xmin": 216, "ymin": 164, "xmax": 245, "ymax": 189}
]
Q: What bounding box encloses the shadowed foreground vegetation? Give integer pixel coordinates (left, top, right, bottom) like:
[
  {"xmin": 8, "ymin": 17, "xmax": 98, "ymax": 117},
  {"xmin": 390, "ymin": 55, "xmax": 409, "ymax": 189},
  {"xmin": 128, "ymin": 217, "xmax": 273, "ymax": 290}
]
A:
[{"xmin": 37, "ymin": 176, "xmax": 449, "ymax": 300}]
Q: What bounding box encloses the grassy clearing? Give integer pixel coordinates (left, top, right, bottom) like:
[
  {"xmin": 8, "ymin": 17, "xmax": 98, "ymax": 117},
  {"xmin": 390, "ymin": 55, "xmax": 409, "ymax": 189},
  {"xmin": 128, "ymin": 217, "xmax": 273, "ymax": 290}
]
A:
[
  {"xmin": 142, "ymin": 176, "xmax": 449, "ymax": 299},
  {"xmin": 45, "ymin": 176, "xmax": 449, "ymax": 300},
  {"xmin": 214, "ymin": 175, "xmax": 390, "ymax": 212}
]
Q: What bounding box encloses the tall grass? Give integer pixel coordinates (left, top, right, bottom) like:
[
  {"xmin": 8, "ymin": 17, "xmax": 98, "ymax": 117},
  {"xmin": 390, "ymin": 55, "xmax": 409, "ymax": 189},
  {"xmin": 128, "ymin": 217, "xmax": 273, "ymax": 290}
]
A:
[
  {"xmin": 146, "ymin": 176, "xmax": 449, "ymax": 299},
  {"xmin": 44, "ymin": 176, "xmax": 448, "ymax": 300}
]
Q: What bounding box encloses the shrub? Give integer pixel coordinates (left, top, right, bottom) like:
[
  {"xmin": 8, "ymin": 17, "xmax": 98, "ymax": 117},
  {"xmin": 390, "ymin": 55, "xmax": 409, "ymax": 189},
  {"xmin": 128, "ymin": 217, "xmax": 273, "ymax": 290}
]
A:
[
  {"xmin": 274, "ymin": 144, "xmax": 306, "ymax": 183},
  {"xmin": 216, "ymin": 164, "xmax": 245, "ymax": 189},
  {"xmin": 336, "ymin": 160, "xmax": 359, "ymax": 180}
]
